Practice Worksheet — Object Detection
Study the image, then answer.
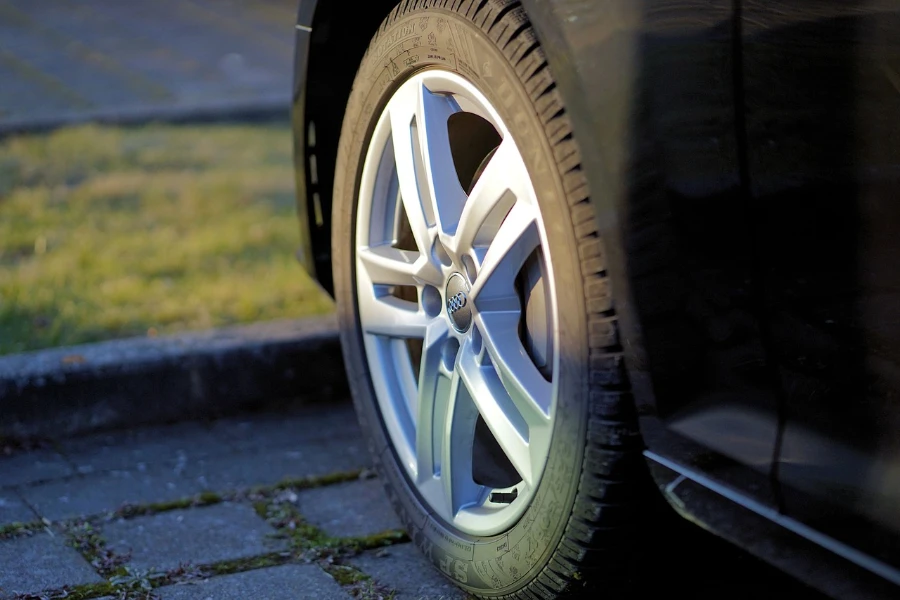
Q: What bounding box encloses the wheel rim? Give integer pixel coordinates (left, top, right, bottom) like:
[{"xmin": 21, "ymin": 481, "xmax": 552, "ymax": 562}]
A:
[{"xmin": 355, "ymin": 70, "xmax": 558, "ymax": 536}]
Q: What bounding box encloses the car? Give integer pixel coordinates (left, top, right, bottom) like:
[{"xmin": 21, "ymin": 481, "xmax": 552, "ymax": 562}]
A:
[{"xmin": 289, "ymin": 1, "xmax": 900, "ymax": 598}]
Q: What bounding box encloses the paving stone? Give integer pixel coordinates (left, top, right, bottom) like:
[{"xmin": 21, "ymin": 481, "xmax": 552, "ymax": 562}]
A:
[
  {"xmin": 62, "ymin": 421, "xmax": 233, "ymax": 475},
  {"xmin": 0, "ymin": 449, "xmax": 73, "ymax": 488},
  {"xmin": 20, "ymin": 466, "xmax": 201, "ymax": 521},
  {"xmin": 0, "ymin": 490, "xmax": 37, "ymax": 525},
  {"xmin": 190, "ymin": 437, "xmax": 370, "ymax": 492},
  {"xmin": 209, "ymin": 402, "xmax": 362, "ymax": 454},
  {"xmin": 0, "ymin": 533, "xmax": 102, "ymax": 596},
  {"xmin": 294, "ymin": 478, "xmax": 401, "ymax": 539},
  {"xmin": 155, "ymin": 564, "xmax": 351, "ymax": 600},
  {"xmin": 104, "ymin": 502, "xmax": 287, "ymax": 572},
  {"xmin": 350, "ymin": 543, "xmax": 467, "ymax": 600}
]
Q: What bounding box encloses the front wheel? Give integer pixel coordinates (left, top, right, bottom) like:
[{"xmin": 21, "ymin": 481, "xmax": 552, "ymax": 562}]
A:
[{"xmin": 332, "ymin": 1, "xmax": 644, "ymax": 597}]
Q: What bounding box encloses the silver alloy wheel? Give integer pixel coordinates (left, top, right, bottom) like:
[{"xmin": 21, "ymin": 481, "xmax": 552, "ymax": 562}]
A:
[{"xmin": 354, "ymin": 70, "xmax": 558, "ymax": 536}]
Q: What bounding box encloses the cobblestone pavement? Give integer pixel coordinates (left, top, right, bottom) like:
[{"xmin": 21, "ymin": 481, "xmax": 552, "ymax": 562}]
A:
[
  {"xmin": 0, "ymin": 399, "xmax": 826, "ymax": 600},
  {"xmin": 0, "ymin": 401, "xmax": 467, "ymax": 600},
  {"xmin": 0, "ymin": 0, "xmax": 294, "ymax": 128}
]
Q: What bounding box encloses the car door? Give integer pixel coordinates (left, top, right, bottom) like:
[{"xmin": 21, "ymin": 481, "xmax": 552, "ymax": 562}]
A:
[{"xmin": 741, "ymin": 0, "xmax": 900, "ymax": 576}]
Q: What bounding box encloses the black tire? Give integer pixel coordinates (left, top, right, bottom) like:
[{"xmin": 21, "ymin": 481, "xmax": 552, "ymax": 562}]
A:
[{"xmin": 332, "ymin": 1, "xmax": 644, "ymax": 597}]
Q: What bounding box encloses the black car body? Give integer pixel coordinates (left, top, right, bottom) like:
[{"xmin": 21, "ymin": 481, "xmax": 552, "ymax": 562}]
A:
[{"xmin": 291, "ymin": 1, "xmax": 900, "ymax": 597}]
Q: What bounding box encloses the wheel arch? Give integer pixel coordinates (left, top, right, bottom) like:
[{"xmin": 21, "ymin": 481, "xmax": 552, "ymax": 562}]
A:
[
  {"xmin": 292, "ymin": 0, "xmax": 597, "ymax": 299},
  {"xmin": 292, "ymin": 0, "xmax": 405, "ymax": 296}
]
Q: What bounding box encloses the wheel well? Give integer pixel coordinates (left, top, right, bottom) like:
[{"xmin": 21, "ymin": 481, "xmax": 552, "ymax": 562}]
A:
[{"xmin": 302, "ymin": 0, "xmax": 400, "ymax": 295}]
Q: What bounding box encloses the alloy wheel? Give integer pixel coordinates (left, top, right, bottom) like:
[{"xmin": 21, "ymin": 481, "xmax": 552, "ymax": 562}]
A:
[{"xmin": 354, "ymin": 70, "xmax": 558, "ymax": 536}]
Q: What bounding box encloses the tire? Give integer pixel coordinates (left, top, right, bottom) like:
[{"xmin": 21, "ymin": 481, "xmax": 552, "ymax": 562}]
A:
[{"xmin": 332, "ymin": 1, "xmax": 643, "ymax": 597}]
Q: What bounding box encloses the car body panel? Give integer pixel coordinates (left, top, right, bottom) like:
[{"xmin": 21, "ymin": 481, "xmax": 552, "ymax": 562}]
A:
[
  {"xmin": 741, "ymin": 0, "xmax": 900, "ymax": 573},
  {"xmin": 516, "ymin": 0, "xmax": 784, "ymax": 506}
]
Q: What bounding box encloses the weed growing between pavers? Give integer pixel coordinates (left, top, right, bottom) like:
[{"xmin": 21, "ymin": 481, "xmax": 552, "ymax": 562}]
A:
[
  {"xmin": 0, "ymin": 519, "xmax": 46, "ymax": 540},
  {"xmin": 203, "ymin": 551, "xmax": 292, "ymax": 576},
  {"xmin": 268, "ymin": 469, "xmax": 372, "ymax": 493},
  {"xmin": 252, "ymin": 493, "xmax": 403, "ymax": 600},
  {"xmin": 324, "ymin": 563, "xmax": 370, "ymax": 586},
  {"xmin": 11, "ymin": 582, "xmax": 120, "ymax": 600},
  {"xmin": 321, "ymin": 563, "xmax": 396, "ymax": 600},
  {"xmin": 254, "ymin": 493, "xmax": 333, "ymax": 552},
  {"xmin": 107, "ymin": 566, "xmax": 168, "ymax": 598},
  {"xmin": 342, "ymin": 530, "xmax": 411, "ymax": 553},
  {"xmin": 9, "ymin": 469, "xmax": 409, "ymax": 600},
  {"xmin": 102, "ymin": 471, "xmax": 363, "ymax": 524},
  {"xmin": 64, "ymin": 520, "xmax": 130, "ymax": 577},
  {"xmin": 112, "ymin": 491, "xmax": 223, "ymax": 520},
  {"xmin": 253, "ymin": 489, "xmax": 410, "ymax": 557}
]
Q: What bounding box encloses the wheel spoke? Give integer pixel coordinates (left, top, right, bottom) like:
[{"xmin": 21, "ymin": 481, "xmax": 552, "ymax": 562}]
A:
[
  {"xmin": 358, "ymin": 245, "xmax": 419, "ymax": 286},
  {"xmin": 470, "ymin": 200, "xmax": 541, "ymax": 304},
  {"xmin": 414, "ymin": 320, "xmax": 481, "ymax": 517},
  {"xmin": 358, "ymin": 293, "xmax": 429, "ymax": 338},
  {"xmin": 358, "ymin": 245, "xmax": 440, "ymax": 287},
  {"xmin": 457, "ymin": 336, "xmax": 541, "ymax": 487},
  {"xmin": 414, "ymin": 319, "xmax": 450, "ymax": 480},
  {"xmin": 417, "ymin": 85, "xmax": 467, "ymax": 240},
  {"xmin": 477, "ymin": 312, "xmax": 553, "ymax": 421},
  {"xmin": 449, "ymin": 139, "xmax": 521, "ymax": 255},
  {"xmin": 440, "ymin": 371, "xmax": 482, "ymax": 516},
  {"xmin": 387, "ymin": 84, "xmax": 433, "ymax": 254},
  {"xmin": 387, "ymin": 81, "xmax": 468, "ymax": 251}
]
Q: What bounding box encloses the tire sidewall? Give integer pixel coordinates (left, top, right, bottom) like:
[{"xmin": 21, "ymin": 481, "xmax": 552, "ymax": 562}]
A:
[{"xmin": 332, "ymin": 8, "xmax": 590, "ymax": 594}]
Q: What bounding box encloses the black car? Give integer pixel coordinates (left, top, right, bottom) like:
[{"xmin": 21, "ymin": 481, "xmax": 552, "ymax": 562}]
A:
[{"xmin": 290, "ymin": 1, "xmax": 900, "ymax": 598}]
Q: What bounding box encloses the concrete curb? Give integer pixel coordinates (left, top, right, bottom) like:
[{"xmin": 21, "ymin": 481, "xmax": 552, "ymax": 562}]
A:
[
  {"xmin": 0, "ymin": 94, "xmax": 291, "ymax": 138},
  {"xmin": 0, "ymin": 316, "xmax": 347, "ymax": 439}
]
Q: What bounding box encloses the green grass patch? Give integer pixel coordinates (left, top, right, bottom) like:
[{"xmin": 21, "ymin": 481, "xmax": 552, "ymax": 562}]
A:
[{"xmin": 0, "ymin": 123, "xmax": 332, "ymax": 355}]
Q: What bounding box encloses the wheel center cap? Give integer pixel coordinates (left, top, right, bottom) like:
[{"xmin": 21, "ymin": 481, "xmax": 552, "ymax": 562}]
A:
[{"xmin": 445, "ymin": 273, "xmax": 472, "ymax": 333}]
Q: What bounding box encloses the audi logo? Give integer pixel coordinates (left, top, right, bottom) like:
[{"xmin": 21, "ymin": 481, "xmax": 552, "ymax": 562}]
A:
[{"xmin": 447, "ymin": 291, "xmax": 468, "ymax": 314}]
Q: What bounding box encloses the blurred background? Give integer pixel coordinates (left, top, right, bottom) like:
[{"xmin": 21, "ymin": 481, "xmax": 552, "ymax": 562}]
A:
[{"xmin": 0, "ymin": 0, "xmax": 331, "ymax": 355}]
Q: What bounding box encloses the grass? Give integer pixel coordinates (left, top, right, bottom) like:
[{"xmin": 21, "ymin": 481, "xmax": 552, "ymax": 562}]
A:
[{"xmin": 0, "ymin": 123, "xmax": 332, "ymax": 355}]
